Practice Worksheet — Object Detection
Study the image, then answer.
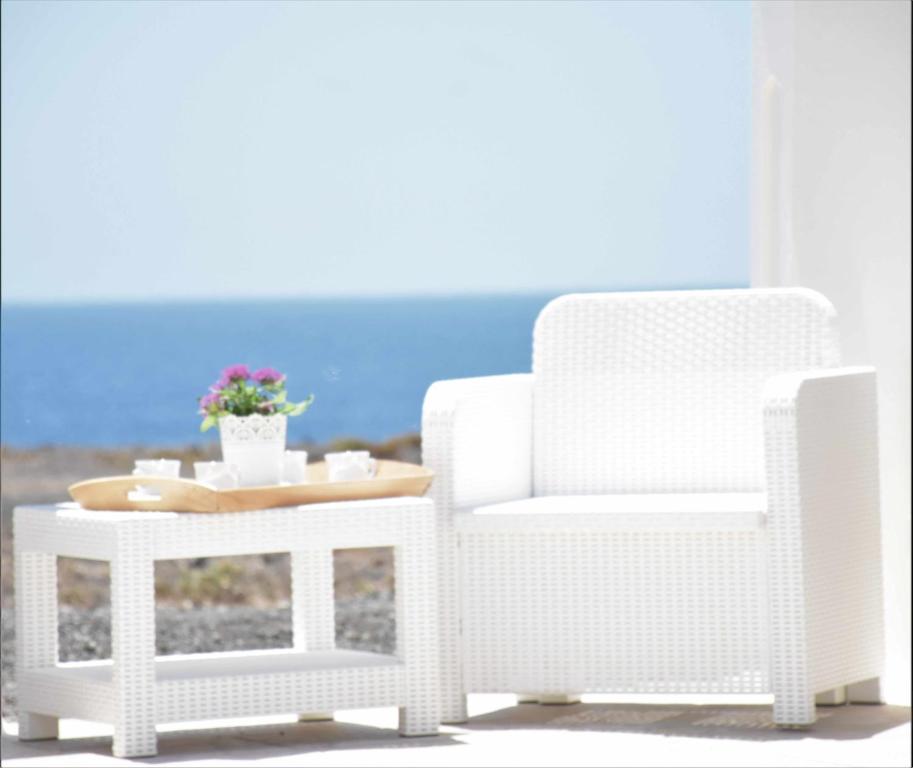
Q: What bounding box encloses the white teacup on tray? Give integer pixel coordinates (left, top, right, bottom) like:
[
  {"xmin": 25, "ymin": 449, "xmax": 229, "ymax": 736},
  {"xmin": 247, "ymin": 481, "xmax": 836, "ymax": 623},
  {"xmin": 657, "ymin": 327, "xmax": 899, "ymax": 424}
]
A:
[
  {"xmin": 325, "ymin": 451, "xmax": 377, "ymax": 482},
  {"xmin": 133, "ymin": 459, "xmax": 180, "ymax": 477},
  {"xmin": 131, "ymin": 459, "xmax": 181, "ymax": 500},
  {"xmin": 281, "ymin": 450, "xmax": 309, "ymax": 484},
  {"xmin": 194, "ymin": 461, "xmax": 241, "ymax": 490}
]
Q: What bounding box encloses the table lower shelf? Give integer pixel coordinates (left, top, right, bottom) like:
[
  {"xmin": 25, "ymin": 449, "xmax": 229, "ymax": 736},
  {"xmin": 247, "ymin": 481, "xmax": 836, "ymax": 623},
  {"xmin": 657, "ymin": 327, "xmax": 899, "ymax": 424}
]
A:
[{"xmin": 20, "ymin": 649, "xmax": 405, "ymax": 724}]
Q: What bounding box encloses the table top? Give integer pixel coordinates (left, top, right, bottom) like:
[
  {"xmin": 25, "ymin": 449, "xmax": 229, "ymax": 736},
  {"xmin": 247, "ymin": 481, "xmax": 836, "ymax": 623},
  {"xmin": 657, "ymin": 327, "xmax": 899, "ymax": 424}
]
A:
[
  {"xmin": 16, "ymin": 496, "xmax": 433, "ymax": 523},
  {"xmin": 14, "ymin": 497, "xmax": 436, "ymax": 560}
]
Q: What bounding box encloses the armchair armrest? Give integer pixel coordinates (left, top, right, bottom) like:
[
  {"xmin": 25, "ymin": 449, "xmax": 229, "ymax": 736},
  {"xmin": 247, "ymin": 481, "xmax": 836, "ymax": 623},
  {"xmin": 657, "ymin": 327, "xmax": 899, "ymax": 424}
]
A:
[
  {"xmin": 423, "ymin": 373, "xmax": 533, "ymax": 722},
  {"xmin": 763, "ymin": 366, "xmax": 884, "ymax": 713},
  {"xmin": 422, "ymin": 374, "xmax": 534, "ymax": 511}
]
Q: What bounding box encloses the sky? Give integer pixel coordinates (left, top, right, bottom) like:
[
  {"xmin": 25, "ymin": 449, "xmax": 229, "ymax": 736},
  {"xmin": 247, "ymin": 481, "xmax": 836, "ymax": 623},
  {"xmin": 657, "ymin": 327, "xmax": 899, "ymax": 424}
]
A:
[{"xmin": 1, "ymin": 0, "xmax": 750, "ymax": 303}]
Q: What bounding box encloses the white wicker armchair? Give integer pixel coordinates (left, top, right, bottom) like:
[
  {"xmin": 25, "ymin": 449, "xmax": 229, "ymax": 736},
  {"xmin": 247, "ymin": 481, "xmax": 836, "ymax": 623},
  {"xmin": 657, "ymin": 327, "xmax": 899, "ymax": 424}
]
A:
[{"xmin": 422, "ymin": 288, "xmax": 884, "ymax": 727}]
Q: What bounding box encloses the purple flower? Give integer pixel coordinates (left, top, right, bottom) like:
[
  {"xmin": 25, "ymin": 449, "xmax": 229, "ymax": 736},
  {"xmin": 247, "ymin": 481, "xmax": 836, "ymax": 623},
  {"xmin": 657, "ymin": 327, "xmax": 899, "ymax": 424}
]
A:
[
  {"xmin": 198, "ymin": 392, "xmax": 223, "ymax": 414},
  {"xmin": 210, "ymin": 374, "xmax": 236, "ymax": 391},
  {"xmin": 220, "ymin": 364, "xmax": 250, "ymax": 383},
  {"xmin": 252, "ymin": 367, "xmax": 285, "ymax": 385}
]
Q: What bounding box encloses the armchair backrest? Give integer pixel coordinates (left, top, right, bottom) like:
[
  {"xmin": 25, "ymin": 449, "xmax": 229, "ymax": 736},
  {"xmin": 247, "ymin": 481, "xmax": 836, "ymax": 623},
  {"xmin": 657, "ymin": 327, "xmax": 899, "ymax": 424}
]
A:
[{"xmin": 532, "ymin": 288, "xmax": 840, "ymax": 495}]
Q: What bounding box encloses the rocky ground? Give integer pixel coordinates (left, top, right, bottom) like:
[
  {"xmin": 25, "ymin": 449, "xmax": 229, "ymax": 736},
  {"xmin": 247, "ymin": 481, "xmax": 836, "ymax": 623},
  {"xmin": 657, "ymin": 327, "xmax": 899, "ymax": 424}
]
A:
[{"xmin": 0, "ymin": 437, "xmax": 418, "ymax": 722}]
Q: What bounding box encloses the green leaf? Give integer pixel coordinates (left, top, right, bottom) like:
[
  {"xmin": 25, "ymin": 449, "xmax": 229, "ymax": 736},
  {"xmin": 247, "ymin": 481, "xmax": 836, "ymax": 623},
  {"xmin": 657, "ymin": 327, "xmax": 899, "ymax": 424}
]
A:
[
  {"xmin": 271, "ymin": 390, "xmax": 288, "ymax": 405},
  {"xmin": 200, "ymin": 414, "xmax": 218, "ymax": 432},
  {"xmin": 287, "ymin": 395, "xmax": 314, "ymax": 418}
]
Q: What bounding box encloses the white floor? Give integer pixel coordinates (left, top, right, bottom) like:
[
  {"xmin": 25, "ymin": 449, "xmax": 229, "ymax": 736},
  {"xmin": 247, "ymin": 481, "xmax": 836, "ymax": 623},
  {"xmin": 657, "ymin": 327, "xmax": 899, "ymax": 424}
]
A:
[{"xmin": 2, "ymin": 694, "xmax": 910, "ymax": 767}]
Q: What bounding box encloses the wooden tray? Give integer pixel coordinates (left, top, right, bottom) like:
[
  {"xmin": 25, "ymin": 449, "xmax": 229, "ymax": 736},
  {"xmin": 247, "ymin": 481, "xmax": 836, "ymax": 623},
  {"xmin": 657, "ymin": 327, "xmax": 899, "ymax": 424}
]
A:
[{"xmin": 68, "ymin": 460, "xmax": 434, "ymax": 513}]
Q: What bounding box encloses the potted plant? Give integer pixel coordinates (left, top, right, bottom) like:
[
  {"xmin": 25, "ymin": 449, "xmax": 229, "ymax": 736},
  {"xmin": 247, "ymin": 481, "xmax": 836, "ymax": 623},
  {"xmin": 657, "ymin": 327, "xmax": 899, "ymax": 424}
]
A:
[{"xmin": 199, "ymin": 364, "xmax": 313, "ymax": 486}]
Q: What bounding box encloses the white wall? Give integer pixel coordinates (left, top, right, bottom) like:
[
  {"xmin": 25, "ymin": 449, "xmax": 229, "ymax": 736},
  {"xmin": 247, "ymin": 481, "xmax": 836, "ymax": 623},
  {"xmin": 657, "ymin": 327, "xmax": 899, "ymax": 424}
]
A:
[{"xmin": 752, "ymin": 1, "xmax": 911, "ymax": 704}]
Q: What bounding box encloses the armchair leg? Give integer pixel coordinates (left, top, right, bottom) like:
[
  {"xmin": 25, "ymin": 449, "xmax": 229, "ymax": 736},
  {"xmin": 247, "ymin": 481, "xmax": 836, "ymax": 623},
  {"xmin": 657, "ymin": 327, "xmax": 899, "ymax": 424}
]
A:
[
  {"xmin": 440, "ymin": 693, "xmax": 467, "ymax": 724},
  {"xmin": 847, "ymin": 677, "xmax": 883, "ymax": 704},
  {"xmin": 815, "ymin": 687, "xmax": 847, "ymax": 706},
  {"xmin": 19, "ymin": 713, "xmax": 58, "ymax": 741},
  {"xmin": 517, "ymin": 693, "xmax": 581, "ymax": 705},
  {"xmin": 773, "ymin": 693, "xmax": 816, "ymax": 729},
  {"xmin": 540, "ymin": 694, "xmax": 581, "ymax": 705}
]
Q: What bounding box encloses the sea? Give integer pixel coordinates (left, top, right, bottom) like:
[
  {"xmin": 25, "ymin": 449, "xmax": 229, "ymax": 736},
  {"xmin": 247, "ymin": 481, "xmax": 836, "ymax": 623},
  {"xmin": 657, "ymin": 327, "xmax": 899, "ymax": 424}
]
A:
[{"xmin": 0, "ymin": 294, "xmax": 563, "ymax": 448}]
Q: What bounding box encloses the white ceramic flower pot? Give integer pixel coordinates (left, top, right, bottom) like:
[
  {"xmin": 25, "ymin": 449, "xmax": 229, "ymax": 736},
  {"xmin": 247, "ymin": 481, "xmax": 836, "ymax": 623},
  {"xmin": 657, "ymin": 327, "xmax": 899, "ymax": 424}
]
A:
[{"xmin": 218, "ymin": 414, "xmax": 287, "ymax": 487}]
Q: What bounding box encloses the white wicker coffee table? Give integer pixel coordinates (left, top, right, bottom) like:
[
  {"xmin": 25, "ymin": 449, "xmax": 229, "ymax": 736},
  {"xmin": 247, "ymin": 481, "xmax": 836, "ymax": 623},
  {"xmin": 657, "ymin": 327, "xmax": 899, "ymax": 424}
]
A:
[{"xmin": 14, "ymin": 497, "xmax": 439, "ymax": 757}]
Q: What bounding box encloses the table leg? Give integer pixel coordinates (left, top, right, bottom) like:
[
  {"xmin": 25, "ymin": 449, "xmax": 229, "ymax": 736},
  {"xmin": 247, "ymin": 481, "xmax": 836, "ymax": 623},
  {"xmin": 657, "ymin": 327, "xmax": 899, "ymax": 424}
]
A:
[
  {"xmin": 110, "ymin": 534, "xmax": 157, "ymax": 758},
  {"xmin": 291, "ymin": 549, "xmax": 335, "ymax": 651},
  {"xmin": 15, "ymin": 550, "xmax": 59, "ymax": 740},
  {"xmin": 291, "ymin": 549, "xmax": 335, "ymax": 721},
  {"xmin": 396, "ymin": 522, "xmax": 440, "ymax": 737}
]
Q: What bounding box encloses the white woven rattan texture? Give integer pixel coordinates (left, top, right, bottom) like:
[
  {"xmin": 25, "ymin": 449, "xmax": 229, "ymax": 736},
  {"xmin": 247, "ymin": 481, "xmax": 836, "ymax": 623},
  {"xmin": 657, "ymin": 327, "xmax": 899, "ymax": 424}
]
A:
[
  {"xmin": 110, "ymin": 527, "xmax": 156, "ymax": 756},
  {"xmin": 532, "ymin": 288, "xmax": 839, "ymax": 496},
  {"xmin": 19, "ymin": 669, "xmax": 116, "ymax": 723},
  {"xmin": 764, "ymin": 368, "xmax": 884, "ymax": 724},
  {"xmin": 292, "ymin": 550, "xmax": 335, "ymax": 652},
  {"xmin": 395, "ymin": 512, "xmax": 441, "ymax": 735},
  {"xmin": 156, "ymin": 665, "xmax": 403, "ymax": 723},
  {"xmin": 422, "ymin": 374, "xmax": 534, "ymax": 723},
  {"xmin": 460, "ymin": 527, "xmax": 769, "ymax": 694},
  {"xmin": 14, "ymin": 498, "xmax": 439, "ymax": 756},
  {"xmin": 15, "ymin": 552, "xmax": 61, "ymax": 741},
  {"xmin": 422, "ymin": 288, "xmax": 884, "ymax": 728}
]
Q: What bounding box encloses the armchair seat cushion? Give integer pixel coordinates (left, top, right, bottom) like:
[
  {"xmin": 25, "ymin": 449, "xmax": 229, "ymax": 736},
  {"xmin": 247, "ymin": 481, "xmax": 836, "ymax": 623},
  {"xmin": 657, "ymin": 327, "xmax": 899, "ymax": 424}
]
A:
[{"xmin": 454, "ymin": 492, "xmax": 766, "ymax": 533}]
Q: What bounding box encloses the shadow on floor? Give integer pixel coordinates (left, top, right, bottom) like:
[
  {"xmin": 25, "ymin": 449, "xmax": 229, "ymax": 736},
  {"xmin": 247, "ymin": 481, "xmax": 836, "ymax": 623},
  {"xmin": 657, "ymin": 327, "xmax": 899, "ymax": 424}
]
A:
[
  {"xmin": 0, "ymin": 719, "xmax": 459, "ymax": 764},
  {"xmin": 2, "ymin": 704, "xmax": 909, "ymax": 764},
  {"xmin": 464, "ymin": 702, "xmax": 911, "ymax": 742}
]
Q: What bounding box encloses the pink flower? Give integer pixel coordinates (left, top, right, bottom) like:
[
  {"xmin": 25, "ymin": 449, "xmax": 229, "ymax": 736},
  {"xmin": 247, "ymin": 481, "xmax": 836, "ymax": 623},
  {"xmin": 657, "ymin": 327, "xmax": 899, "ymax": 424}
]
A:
[
  {"xmin": 220, "ymin": 364, "xmax": 250, "ymax": 383},
  {"xmin": 198, "ymin": 392, "xmax": 223, "ymax": 414},
  {"xmin": 252, "ymin": 367, "xmax": 285, "ymax": 385},
  {"xmin": 211, "ymin": 374, "xmax": 239, "ymax": 391}
]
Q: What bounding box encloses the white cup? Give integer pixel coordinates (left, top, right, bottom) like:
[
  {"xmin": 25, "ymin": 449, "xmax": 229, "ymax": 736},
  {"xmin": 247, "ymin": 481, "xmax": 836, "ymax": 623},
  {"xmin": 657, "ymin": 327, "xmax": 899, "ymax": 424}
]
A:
[
  {"xmin": 194, "ymin": 461, "xmax": 240, "ymax": 490},
  {"xmin": 282, "ymin": 450, "xmax": 309, "ymax": 484},
  {"xmin": 325, "ymin": 451, "xmax": 377, "ymax": 482},
  {"xmin": 131, "ymin": 459, "xmax": 181, "ymax": 499},
  {"xmin": 133, "ymin": 459, "xmax": 181, "ymax": 478}
]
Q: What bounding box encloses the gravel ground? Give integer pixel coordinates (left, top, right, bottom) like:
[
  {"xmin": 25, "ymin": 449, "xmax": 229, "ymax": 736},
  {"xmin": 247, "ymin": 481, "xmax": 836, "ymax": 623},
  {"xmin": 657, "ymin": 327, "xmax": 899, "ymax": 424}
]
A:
[{"xmin": 0, "ymin": 594, "xmax": 394, "ymax": 722}]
